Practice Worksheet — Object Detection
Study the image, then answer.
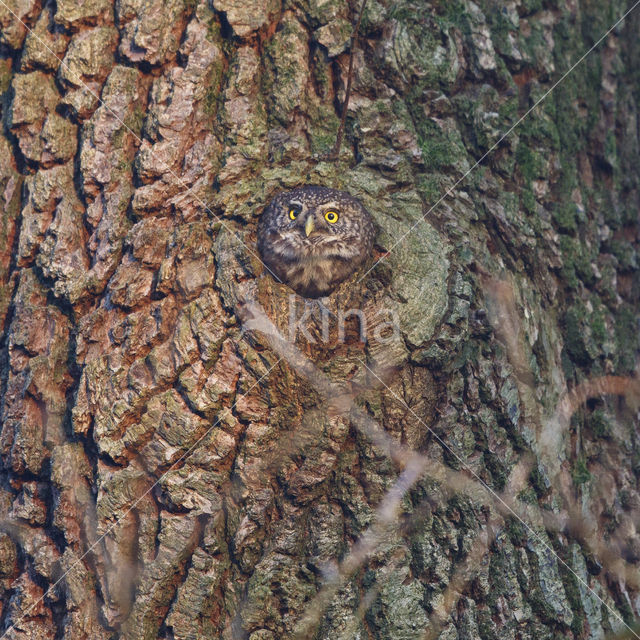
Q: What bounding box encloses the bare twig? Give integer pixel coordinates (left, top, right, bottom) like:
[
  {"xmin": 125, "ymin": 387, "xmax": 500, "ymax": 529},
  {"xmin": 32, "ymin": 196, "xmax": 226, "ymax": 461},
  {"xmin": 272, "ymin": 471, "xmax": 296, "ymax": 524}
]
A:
[
  {"xmin": 238, "ymin": 296, "xmax": 640, "ymax": 638},
  {"xmin": 323, "ymin": 0, "xmax": 368, "ymax": 161}
]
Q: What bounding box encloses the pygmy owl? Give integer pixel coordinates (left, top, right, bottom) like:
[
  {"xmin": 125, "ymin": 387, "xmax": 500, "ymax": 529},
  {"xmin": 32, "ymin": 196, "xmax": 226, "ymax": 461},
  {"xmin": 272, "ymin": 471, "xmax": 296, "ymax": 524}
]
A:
[{"xmin": 257, "ymin": 185, "xmax": 375, "ymax": 298}]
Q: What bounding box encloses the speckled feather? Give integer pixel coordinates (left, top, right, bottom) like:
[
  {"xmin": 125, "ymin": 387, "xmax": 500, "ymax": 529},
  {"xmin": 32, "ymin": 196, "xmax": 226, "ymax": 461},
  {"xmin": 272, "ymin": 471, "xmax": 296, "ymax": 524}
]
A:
[{"xmin": 257, "ymin": 185, "xmax": 375, "ymax": 298}]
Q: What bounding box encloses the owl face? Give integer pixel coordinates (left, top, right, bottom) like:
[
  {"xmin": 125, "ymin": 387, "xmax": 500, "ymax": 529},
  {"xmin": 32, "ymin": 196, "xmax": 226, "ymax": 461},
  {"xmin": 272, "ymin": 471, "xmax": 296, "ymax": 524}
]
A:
[{"xmin": 257, "ymin": 185, "xmax": 375, "ymax": 298}]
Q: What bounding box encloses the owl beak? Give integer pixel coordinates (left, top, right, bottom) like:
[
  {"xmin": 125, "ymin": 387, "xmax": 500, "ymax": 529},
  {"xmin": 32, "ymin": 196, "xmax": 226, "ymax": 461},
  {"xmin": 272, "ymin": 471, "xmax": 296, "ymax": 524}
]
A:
[{"xmin": 304, "ymin": 216, "xmax": 316, "ymax": 237}]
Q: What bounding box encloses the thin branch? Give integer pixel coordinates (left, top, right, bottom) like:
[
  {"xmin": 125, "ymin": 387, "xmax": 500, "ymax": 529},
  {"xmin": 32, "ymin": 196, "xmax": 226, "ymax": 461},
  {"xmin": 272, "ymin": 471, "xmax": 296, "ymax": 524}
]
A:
[{"xmin": 323, "ymin": 0, "xmax": 368, "ymax": 161}]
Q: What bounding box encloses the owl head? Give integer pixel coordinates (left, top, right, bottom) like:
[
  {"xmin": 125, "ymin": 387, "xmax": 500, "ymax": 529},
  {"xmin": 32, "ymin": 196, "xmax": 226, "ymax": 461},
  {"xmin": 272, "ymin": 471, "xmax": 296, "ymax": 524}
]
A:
[{"xmin": 257, "ymin": 185, "xmax": 375, "ymax": 298}]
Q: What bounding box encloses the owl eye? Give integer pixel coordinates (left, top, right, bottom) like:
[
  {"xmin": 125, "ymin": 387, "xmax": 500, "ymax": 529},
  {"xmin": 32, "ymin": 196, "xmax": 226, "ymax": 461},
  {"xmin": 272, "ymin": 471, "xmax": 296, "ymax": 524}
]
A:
[
  {"xmin": 288, "ymin": 204, "xmax": 301, "ymax": 220},
  {"xmin": 324, "ymin": 210, "xmax": 339, "ymax": 224}
]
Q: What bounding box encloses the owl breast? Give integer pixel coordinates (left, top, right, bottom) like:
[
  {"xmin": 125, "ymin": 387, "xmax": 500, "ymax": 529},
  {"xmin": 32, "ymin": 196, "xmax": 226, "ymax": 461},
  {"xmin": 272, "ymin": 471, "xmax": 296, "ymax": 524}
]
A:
[
  {"xmin": 257, "ymin": 186, "xmax": 375, "ymax": 298},
  {"xmin": 287, "ymin": 258, "xmax": 341, "ymax": 298}
]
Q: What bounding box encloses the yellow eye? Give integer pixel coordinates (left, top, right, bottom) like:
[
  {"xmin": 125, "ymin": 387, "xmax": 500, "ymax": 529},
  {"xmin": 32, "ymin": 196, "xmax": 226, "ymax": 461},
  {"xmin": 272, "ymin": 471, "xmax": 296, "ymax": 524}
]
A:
[
  {"xmin": 288, "ymin": 208, "xmax": 297, "ymax": 220},
  {"xmin": 324, "ymin": 210, "xmax": 339, "ymax": 223}
]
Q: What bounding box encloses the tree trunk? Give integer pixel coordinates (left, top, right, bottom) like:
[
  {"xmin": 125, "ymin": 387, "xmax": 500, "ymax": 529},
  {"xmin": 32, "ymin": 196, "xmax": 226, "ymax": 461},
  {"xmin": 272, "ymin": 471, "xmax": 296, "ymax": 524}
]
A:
[{"xmin": 0, "ymin": 0, "xmax": 639, "ymax": 638}]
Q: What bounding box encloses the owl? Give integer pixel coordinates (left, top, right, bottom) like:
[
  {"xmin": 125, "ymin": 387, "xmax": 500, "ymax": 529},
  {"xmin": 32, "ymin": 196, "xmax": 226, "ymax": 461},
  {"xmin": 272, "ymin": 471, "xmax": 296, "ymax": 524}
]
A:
[{"xmin": 257, "ymin": 185, "xmax": 375, "ymax": 298}]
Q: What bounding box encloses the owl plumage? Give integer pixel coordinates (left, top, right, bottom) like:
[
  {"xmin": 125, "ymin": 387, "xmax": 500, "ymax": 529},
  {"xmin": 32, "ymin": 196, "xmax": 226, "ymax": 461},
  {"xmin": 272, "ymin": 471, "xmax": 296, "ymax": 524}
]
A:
[{"xmin": 257, "ymin": 185, "xmax": 375, "ymax": 298}]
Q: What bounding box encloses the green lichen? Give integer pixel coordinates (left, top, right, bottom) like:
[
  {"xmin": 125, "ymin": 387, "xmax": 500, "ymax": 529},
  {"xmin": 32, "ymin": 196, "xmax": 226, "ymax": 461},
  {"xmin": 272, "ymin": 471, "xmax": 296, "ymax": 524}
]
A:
[
  {"xmin": 609, "ymin": 239, "xmax": 638, "ymax": 271},
  {"xmin": 571, "ymin": 457, "xmax": 591, "ymax": 485},
  {"xmin": 589, "ymin": 297, "xmax": 608, "ymax": 344},
  {"xmin": 127, "ymin": 104, "xmax": 146, "ymax": 138},
  {"xmin": 514, "ymin": 141, "xmax": 549, "ymax": 215},
  {"xmin": 558, "ymin": 236, "xmax": 598, "ymax": 291},
  {"xmin": 552, "ymin": 202, "xmax": 578, "ymax": 233},
  {"xmin": 552, "ymin": 541, "xmax": 586, "ymax": 637},
  {"xmin": 0, "ymin": 59, "xmax": 12, "ymax": 95},
  {"xmin": 517, "ymin": 487, "xmax": 538, "ymax": 504},
  {"xmin": 307, "ymin": 104, "xmax": 340, "ymax": 156},
  {"xmin": 432, "ymin": 0, "xmax": 467, "ymax": 32},
  {"xmin": 484, "ymin": 6, "xmax": 514, "ymax": 58},
  {"xmin": 483, "ymin": 451, "xmax": 508, "ymax": 491},
  {"xmin": 518, "ymin": 98, "xmax": 561, "ymax": 150},
  {"xmin": 614, "ymin": 305, "xmax": 639, "ymax": 373},
  {"xmin": 558, "ymin": 62, "xmax": 599, "ymax": 148},
  {"xmin": 562, "ymin": 305, "xmax": 592, "ymax": 365},
  {"xmin": 263, "ymin": 15, "xmax": 308, "ymax": 126},
  {"xmin": 414, "ymin": 116, "xmax": 462, "ymax": 171},
  {"xmin": 587, "ymin": 408, "xmax": 612, "ymax": 440}
]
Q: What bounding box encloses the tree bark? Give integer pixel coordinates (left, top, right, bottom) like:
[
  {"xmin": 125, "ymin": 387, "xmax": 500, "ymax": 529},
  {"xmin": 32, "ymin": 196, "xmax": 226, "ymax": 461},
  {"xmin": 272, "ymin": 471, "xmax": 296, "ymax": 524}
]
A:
[{"xmin": 0, "ymin": 0, "xmax": 639, "ymax": 638}]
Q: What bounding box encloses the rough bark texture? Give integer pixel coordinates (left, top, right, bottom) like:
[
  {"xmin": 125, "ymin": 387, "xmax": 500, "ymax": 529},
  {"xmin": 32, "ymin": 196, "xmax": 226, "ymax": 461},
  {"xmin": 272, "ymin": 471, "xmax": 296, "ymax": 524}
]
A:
[{"xmin": 0, "ymin": 0, "xmax": 639, "ymax": 639}]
